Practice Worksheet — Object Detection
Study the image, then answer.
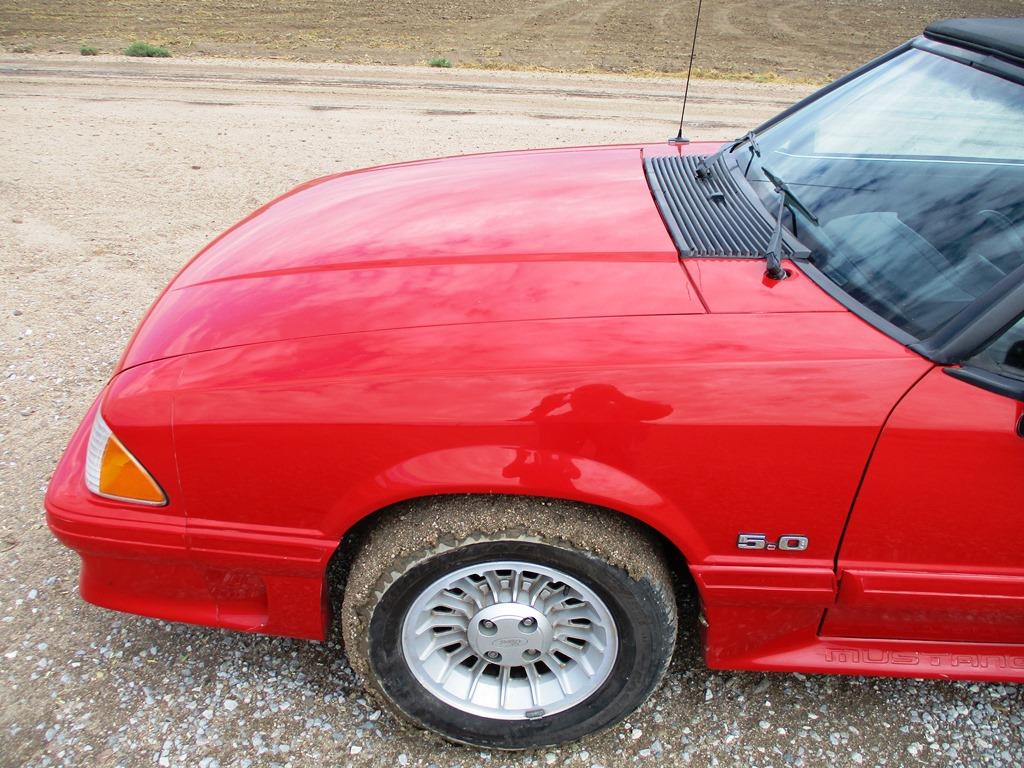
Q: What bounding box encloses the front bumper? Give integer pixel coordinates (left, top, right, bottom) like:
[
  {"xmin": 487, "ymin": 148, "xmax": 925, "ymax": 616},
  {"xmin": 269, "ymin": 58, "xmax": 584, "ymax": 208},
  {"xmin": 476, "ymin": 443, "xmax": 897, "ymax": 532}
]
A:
[{"xmin": 45, "ymin": 396, "xmax": 329, "ymax": 640}]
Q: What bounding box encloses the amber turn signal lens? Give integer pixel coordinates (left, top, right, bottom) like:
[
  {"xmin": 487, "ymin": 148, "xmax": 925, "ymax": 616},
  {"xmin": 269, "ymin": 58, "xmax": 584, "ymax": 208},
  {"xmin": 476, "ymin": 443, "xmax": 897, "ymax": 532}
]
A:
[
  {"xmin": 99, "ymin": 436, "xmax": 166, "ymax": 503},
  {"xmin": 85, "ymin": 415, "xmax": 167, "ymax": 505}
]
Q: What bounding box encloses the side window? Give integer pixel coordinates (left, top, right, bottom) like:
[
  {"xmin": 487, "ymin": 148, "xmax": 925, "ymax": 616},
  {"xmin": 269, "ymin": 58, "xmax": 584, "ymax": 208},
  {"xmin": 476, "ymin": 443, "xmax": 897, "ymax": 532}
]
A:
[{"xmin": 970, "ymin": 315, "xmax": 1024, "ymax": 380}]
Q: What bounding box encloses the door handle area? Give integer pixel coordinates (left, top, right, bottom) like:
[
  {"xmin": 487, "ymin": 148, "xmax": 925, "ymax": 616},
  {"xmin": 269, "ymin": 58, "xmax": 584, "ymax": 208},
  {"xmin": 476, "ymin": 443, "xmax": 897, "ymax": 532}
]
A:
[{"xmin": 1017, "ymin": 413, "xmax": 1024, "ymax": 439}]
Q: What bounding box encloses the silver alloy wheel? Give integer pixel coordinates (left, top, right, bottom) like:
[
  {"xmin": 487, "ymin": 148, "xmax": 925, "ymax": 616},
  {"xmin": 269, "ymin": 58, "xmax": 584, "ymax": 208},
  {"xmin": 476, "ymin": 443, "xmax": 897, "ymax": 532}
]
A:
[{"xmin": 401, "ymin": 560, "xmax": 619, "ymax": 720}]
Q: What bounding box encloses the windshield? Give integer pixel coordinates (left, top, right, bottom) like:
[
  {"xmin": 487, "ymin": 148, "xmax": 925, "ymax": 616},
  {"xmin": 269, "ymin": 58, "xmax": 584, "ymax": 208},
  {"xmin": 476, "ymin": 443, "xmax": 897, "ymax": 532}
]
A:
[{"xmin": 744, "ymin": 48, "xmax": 1024, "ymax": 338}]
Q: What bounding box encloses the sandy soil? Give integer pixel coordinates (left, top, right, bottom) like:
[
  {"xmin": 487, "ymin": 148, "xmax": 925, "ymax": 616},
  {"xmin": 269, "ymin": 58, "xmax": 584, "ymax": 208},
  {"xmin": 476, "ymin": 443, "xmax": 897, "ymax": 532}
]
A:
[
  {"xmin": 0, "ymin": 56, "xmax": 1021, "ymax": 767},
  {"xmin": 2, "ymin": 0, "xmax": 1024, "ymax": 80}
]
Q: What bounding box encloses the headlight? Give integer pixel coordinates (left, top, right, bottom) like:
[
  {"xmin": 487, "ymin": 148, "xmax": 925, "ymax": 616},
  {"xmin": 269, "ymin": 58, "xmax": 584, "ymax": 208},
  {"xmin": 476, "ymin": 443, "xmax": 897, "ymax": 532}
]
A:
[{"xmin": 84, "ymin": 413, "xmax": 167, "ymax": 506}]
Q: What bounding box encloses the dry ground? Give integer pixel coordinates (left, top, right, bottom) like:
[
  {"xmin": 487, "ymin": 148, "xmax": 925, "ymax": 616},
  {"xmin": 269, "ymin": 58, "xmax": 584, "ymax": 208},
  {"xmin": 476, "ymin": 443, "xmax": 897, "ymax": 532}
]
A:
[
  {"xmin": 2, "ymin": 0, "xmax": 1024, "ymax": 80},
  {"xmin": 0, "ymin": 55, "xmax": 1022, "ymax": 768}
]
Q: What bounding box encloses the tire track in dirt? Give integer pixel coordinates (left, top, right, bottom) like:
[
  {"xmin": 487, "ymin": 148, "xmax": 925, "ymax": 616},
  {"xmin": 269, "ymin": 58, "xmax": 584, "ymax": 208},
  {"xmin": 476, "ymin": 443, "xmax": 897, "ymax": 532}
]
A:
[{"xmin": 0, "ymin": 61, "xmax": 807, "ymax": 110}]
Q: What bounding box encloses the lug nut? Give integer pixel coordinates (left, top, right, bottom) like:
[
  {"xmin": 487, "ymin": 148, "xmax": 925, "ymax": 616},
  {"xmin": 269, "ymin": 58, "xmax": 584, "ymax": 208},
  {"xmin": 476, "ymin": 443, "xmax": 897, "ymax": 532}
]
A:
[
  {"xmin": 479, "ymin": 619, "xmax": 498, "ymax": 636},
  {"xmin": 485, "ymin": 651, "xmax": 501, "ymax": 660},
  {"xmin": 523, "ymin": 649, "xmax": 541, "ymax": 661},
  {"xmin": 522, "ymin": 617, "xmax": 535, "ymax": 626}
]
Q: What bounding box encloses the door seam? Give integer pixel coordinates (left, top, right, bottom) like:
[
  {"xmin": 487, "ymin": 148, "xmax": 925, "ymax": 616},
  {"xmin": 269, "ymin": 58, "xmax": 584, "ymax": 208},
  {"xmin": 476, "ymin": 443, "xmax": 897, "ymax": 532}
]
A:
[{"xmin": 831, "ymin": 364, "xmax": 937, "ymax": 577}]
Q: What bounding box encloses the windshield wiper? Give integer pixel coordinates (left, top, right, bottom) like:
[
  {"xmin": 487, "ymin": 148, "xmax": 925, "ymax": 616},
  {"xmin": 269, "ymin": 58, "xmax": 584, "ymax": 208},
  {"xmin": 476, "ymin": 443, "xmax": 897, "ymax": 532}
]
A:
[
  {"xmin": 760, "ymin": 165, "xmax": 819, "ymax": 225},
  {"xmin": 695, "ymin": 131, "xmax": 760, "ymax": 180},
  {"xmin": 738, "ymin": 131, "xmax": 761, "ymax": 176},
  {"xmin": 760, "ymin": 165, "xmax": 819, "ymax": 281}
]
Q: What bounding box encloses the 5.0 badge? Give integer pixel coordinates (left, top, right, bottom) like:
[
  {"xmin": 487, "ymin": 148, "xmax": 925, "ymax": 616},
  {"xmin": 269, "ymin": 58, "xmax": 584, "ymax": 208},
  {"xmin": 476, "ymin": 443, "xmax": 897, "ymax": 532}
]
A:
[{"xmin": 737, "ymin": 533, "xmax": 809, "ymax": 551}]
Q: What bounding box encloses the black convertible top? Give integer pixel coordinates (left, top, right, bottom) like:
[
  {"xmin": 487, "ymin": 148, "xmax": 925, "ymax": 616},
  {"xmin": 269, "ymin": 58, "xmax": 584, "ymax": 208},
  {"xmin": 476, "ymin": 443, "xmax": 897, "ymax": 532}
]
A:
[{"xmin": 925, "ymin": 17, "xmax": 1024, "ymax": 66}]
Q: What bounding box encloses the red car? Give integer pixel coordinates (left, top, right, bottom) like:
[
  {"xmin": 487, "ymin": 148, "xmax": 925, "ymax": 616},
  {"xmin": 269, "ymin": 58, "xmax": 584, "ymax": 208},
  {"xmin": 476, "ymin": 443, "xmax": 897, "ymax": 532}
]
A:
[{"xmin": 47, "ymin": 18, "xmax": 1024, "ymax": 748}]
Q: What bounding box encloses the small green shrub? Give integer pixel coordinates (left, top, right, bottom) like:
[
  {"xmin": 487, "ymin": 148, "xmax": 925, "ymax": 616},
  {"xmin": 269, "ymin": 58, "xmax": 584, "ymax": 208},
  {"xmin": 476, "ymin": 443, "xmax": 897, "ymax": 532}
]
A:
[
  {"xmin": 12, "ymin": 44, "xmax": 33, "ymax": 53},
  {"xmin": 125, "ymin": 41, "xmax": 170, "ymax": 58},
  {"xmin": 428, "ymin": 56, "xmax": 452, "ymax": 68},
  {"xmin": 80, "ymin": 45, "xmax": 99, "ymax": 56}
]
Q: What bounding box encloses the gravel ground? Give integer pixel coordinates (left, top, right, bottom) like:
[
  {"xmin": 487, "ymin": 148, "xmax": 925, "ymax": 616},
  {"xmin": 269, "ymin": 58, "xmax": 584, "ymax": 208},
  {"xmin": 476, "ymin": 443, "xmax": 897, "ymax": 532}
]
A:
[{"xmin": 1, "ymin": 56, "xmax": 1022, "ymax": 767}]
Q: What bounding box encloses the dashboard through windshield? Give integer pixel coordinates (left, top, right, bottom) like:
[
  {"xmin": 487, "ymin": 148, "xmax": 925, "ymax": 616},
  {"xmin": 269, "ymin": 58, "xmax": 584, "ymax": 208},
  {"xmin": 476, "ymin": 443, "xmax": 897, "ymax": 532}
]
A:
[{"xmin": 742, "ymin": 47, "xmax": 1024, "ymax": 339}]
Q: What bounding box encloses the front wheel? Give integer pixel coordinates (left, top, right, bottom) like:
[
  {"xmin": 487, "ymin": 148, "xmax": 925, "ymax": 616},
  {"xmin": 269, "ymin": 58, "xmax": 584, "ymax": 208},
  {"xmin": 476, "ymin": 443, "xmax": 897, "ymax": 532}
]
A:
[{"xmin": 341, "ymin": 496, "xmax": 677, "ymax": 749}]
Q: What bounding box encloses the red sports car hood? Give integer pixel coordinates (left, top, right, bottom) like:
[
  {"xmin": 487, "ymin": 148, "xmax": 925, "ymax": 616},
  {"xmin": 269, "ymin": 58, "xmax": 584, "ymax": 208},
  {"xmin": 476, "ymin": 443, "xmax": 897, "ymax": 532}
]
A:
[{"xmin": 118, "ymin": 146, "xmax": 705, "ymax": 371}]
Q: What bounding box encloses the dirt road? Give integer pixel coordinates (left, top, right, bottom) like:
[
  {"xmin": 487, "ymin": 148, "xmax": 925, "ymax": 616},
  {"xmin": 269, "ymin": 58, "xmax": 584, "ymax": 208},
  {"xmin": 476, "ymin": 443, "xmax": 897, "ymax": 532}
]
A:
[{"xmin": 1, "ymin": 57, "xmax": 1021, "ymax": 767}]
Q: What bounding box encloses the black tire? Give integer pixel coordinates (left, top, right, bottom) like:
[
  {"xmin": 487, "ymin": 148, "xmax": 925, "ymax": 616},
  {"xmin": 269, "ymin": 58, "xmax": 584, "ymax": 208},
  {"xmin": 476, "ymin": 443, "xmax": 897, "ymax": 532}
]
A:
[{"xmin": 340, "ymin": 496, "xmax": 677, "ymax": 749}]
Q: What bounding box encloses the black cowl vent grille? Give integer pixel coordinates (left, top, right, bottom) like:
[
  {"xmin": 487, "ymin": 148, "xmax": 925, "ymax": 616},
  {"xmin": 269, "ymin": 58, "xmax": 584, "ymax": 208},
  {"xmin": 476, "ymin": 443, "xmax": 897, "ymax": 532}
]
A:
[{"xmin": 645, "ymin": 154, "xmax": 783, "ymax": 258}]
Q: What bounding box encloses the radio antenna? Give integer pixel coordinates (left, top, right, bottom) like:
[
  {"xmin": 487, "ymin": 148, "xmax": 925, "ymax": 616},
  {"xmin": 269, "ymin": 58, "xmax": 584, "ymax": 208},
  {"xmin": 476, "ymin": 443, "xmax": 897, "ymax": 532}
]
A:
[{"xmin": 671, "ymin": 0, "xmax": 705, "ymax": 144}]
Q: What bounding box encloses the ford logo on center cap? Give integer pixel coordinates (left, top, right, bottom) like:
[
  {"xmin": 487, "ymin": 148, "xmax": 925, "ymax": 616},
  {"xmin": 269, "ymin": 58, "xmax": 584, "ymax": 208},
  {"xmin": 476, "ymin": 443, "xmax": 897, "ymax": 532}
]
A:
[{"xmin": 494, "ymin": 638, "xmax": 528, "ymax": 648}]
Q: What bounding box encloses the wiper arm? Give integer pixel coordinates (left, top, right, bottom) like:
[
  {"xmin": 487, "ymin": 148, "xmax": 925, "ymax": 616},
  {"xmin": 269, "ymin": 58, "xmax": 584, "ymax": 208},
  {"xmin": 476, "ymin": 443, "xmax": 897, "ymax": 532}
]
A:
[
  {"xmin": 760, "ymin": 165, "xmax": 819, "ymax": 281},
  {"xmin": 760, "ymin": 165, "xmax": 819, "ymax": 225},
  {"xmin": 738, "ymin": 131, "xmax": 761, "ymax": 176},
  {"xmin": 695, "ymin": 130, "xmax": 760, "ymax": 180},
  {"xmin": 737, "ymin": 130, "xmax": 760, "ymax": 157}
]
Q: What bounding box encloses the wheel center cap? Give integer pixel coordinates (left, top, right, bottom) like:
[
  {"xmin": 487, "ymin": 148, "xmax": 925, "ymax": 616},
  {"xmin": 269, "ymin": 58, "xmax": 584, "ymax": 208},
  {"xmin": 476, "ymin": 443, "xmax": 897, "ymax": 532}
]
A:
[{"xmin": 466, "ymin": 603, "xmax": 553, "ymax": 665}]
